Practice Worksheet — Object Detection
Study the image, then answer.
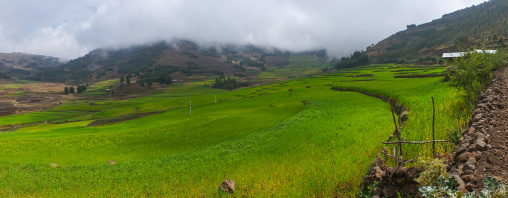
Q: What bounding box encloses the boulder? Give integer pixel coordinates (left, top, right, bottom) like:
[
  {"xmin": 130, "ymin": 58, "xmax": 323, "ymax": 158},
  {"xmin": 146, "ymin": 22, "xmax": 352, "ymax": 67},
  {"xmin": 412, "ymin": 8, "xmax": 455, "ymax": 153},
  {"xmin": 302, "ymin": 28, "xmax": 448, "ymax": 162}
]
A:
[
  {"xmin": 50, "ymin": 163, "xmax": 59, "ymax": 168},
  {"xmin": 475, "ymin": 139, "xmax": 487, "ymax": 151},
  {"xmin": 219, "ymin": 179, "xmax": 236, "ymax": 193},
  {"xmin": 108, "ymin": 160, "xmax": 117, "ymax": 165},
  {"xmin": 455, "ymin": 152, "xmax": 470, "ymax": 162}
]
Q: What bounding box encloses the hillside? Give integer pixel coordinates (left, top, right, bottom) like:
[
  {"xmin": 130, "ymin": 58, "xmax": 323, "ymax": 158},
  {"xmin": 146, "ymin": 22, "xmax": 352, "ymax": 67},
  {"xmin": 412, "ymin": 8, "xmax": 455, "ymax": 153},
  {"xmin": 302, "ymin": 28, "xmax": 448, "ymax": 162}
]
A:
[
  {"xmin": 366, "ymin": 0, "xmax": 508, "ymax": 63},
  {"xmin": 35, "ymin": 40, "xmax": 327, "ymax": 83},
  {"xmin": 0, "ymin": 53, "xmax": 62, "ymax": 79}
]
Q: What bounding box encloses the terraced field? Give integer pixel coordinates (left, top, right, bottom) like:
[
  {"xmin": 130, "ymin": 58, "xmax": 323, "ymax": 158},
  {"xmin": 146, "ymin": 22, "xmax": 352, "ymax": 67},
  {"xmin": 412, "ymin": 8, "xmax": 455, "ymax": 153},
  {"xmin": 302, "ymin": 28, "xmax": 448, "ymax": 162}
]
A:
[{"xmin": 0, "ymin": 64, "xmax": 467, "ymax": 197}]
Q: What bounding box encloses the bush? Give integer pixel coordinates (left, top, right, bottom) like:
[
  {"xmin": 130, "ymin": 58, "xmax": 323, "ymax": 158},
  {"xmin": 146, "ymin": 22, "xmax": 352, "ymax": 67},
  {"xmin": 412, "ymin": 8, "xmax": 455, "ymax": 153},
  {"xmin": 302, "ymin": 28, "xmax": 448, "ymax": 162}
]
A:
[
  {"xmin": 445, "ymin": 48, "xmax": 506, "ymax": 109},
  {"xmin": 415, "ymin": 157, "xmax": 449, "ymax": 186}
]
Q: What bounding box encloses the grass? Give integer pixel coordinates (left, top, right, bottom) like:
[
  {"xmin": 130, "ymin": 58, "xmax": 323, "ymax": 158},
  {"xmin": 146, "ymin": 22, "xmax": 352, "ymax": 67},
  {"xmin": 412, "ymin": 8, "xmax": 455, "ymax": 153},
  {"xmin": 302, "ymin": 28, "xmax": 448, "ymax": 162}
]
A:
[{"xmin": 0, "ymin": 63, "xmax": 468, "ymax": 197}]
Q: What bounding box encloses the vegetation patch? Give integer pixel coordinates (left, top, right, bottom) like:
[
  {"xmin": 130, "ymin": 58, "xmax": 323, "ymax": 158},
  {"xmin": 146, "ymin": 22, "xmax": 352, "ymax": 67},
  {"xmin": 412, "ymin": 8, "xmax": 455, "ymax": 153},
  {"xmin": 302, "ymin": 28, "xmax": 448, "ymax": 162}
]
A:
[
  {"xmin": 394, "ymin": 74, "xmax": 445, "ymax": 78},
  {"xmin": 87, "ymin": 112, "xmax": 160, "ymax": 126}
]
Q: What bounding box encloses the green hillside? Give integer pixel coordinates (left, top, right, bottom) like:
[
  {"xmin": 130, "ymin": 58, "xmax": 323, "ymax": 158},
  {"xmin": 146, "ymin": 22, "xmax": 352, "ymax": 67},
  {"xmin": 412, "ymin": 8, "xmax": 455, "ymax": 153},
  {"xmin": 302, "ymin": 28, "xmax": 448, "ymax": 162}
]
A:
[{"xmin": 367, "ymin": 0, "xmax": 508, "ymax": 63}]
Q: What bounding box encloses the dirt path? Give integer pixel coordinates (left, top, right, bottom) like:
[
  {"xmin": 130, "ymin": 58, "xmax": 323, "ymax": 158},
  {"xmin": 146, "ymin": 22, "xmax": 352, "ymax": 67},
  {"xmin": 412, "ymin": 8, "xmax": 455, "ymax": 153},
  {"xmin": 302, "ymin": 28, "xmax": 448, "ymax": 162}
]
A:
[{"xmin": 451, "ymin": 66, "xmax": 508, "ymax": 192}]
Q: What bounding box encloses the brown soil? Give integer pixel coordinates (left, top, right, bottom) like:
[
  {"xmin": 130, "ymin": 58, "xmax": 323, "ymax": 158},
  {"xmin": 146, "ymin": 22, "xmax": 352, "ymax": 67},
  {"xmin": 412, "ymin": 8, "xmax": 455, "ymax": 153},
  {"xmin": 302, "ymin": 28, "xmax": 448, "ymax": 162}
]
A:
[{"xmin": 0, "ymin": 82, "xmax": 75, "ymax": 116}]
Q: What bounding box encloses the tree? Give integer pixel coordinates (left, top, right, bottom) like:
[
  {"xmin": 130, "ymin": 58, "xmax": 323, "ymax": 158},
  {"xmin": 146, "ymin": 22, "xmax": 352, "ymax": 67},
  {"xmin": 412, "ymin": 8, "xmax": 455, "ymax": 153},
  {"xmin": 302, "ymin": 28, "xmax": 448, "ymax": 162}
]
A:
[
  {"xmin": 77, "ymin": 85, "xmax": 87, "ymax": 93},
  {"xmin": 120, "ymin": 76, "xmax": 125, "ymax": 83},
  {"xmin": 69, "ymin": 86, "xmax": 75, "ymax": 93},
  {"xmin": 64, "ymin": 87, "xmax": 69, "ymax": 94},
  {"xmin": 126, "ymin": 77, "xmax": 131, "ymax": 84}
]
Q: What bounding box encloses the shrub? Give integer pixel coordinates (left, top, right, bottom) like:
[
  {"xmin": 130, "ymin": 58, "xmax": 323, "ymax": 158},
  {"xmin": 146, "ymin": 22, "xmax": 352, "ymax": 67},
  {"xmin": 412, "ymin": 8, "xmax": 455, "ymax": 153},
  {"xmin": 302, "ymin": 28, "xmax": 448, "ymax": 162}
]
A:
[{"xmin": 415, "ymin": 157, "xmax": 449, "ymax": 186}]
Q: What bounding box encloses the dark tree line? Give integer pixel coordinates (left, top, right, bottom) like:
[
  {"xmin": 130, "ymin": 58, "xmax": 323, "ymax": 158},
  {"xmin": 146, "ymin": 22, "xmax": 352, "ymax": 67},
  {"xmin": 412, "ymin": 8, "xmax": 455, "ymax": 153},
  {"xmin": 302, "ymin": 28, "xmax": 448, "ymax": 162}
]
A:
[
  {"xmin": 335, "ymin": 50, "xmax": 369, "ymax": 69},
  {"xmin": 207, "ymin": 75, "xmax": 248, "ymax": 90},
  {"xmin": 64, "ymin": 84, "xmax": 87, "ymax": 94}
]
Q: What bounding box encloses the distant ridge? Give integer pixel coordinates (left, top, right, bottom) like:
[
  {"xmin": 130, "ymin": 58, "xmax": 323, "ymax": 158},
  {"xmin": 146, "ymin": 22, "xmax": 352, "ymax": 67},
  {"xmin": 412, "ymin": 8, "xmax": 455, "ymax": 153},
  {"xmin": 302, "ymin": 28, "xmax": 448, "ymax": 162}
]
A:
[{"xmin": 34, "ymin": 40, "xmax": 327, "ymax": 83}]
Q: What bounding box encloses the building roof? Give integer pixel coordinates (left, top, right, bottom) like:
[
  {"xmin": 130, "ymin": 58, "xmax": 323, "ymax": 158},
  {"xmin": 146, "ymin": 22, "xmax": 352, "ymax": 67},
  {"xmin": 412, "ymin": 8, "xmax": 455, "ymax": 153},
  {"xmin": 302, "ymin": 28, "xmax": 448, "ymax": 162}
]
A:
[{"xmin": 442, "ymin": 50, "xmax": 497, "ymax": 58}]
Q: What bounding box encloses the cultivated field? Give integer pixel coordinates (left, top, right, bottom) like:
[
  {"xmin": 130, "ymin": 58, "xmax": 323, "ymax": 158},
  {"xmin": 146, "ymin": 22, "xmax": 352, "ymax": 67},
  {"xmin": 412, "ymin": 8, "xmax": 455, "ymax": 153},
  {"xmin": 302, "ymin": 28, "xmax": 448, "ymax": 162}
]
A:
[{"xmin": 0, "ymin": 63, "xmax": 467, "ymax": 197}]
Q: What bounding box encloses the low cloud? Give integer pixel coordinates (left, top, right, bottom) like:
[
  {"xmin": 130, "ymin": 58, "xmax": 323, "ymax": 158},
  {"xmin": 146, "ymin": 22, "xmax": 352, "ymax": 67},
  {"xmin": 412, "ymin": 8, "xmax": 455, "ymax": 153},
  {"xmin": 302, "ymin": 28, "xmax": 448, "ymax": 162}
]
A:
[{"xmin": 0, "ymin": 0, "xmax": 486, "ymax": 59}]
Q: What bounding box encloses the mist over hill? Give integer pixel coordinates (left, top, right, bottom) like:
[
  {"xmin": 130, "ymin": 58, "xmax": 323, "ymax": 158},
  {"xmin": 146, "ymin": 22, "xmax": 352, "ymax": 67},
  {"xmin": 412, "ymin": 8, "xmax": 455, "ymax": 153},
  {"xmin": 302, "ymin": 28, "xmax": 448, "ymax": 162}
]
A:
[
  {"xmin": 366, "ymin": 0, "xmax": 507, "ymax": 64},
  {"xmin": 33, "ymin": 40, "xmax": 328, "ymax": 83}
]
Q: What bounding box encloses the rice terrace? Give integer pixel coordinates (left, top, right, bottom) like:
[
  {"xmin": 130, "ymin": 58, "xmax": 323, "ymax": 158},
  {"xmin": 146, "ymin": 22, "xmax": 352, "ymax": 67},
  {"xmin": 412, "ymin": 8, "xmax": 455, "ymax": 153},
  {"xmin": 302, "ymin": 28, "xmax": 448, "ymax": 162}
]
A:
[
  {"xmin": 1, "ymin": 0, "xmax": 508, "ymax": 197},
  {"xmin": 0, "ymin": 62, "xmax": 475, "ymax": 196}
]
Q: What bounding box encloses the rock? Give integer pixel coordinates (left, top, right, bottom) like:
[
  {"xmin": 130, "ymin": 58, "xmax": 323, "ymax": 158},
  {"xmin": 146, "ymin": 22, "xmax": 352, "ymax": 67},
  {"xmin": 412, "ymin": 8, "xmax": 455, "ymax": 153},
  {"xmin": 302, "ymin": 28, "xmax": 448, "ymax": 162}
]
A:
[
  {"xmin": 461, "ymin": 174, "xmax": 475, "ymax": 183},
  {"xmin": 493, "ymin": 87, "xmax": 502, "ymax": 93},
  {"xmin": 394, "ymin": 167, "xmax": 406, "ymax": 177},
  {"xmin": 477, "ymin": 133, "xmax": 485, "ymax": 140},
  {"xmin": 108, "ymin": 160, "xmax": 117, "ymax": 165},
  {"xmin": 402, "ymin": 183, "xmax": 419, "ymax": 194},
  {"xmin": 463, "ymin": 169, "xmax": 474, "ymax": 175},
  {"xmin": 453, "ymin": 174, "xmax": 467, "ymax": 193},
  {"xmin": 406, "ymin": 166, "xmax": 420, "ymax": 182},
  {"xmin": 468, "ymin": 157, "xmax": 477, "ymax": 164},
  {"xmin": 374, "ymin": 167, "xmax": 383, "ymax": 180},
  {"xmin": 478, "ymin": 119, "xmax": 486, "ymax": 126},
  {"xmin": 467, "ymin": 145, "xmax": 477, "ymax": 152},
  {"xmin": 474, "ymin": 113, "xmax": 484, "ymax": 122},
  {"xmin": 219, "ymin": 179, "xmax": 236, "ymax": 193},
  {"xmin": 455, "ymin": 152, "xmax": 470, "ymax": 162},
  {"xmin": 456, "ymin": 143, "xmax": 469, "ymax": 155},
  {"xmin": 486, "ymin": 144, "xmax": 492, "ymax": 150},
  {"xmin": 395, "ymin": 177, "xmax": 406, "ymax": 185},
  {"xmin": 477, "ymin": 103, "xmax": 489, "ymax": 111},
  {"xmin": 383, "ymin": 185, "xmax": 397, "ymax": 197},
  {"xmin": 50, "ymin": 163, "xmax": 59, "ymax": 168},
  {"xmin": 463, "ymin": 161, "xmax": 476, "ymax": 171},
  {"xmin": 465, "ymin": 183, "xmax": 474, "ymax": 191},
  {"xmin": 475, "ymin": 139, "xmax": 487, "ymax": 151}
]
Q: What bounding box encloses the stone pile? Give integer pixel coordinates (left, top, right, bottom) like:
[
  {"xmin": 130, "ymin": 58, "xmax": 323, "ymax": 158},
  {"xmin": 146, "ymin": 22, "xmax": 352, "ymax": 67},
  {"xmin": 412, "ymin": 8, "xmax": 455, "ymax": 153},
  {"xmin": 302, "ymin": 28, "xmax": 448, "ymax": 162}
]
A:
[
  {"xmin": 359, "ymin": 157, "xmax": 420, "ymax": 197},
  {"xmin": 450, "ymin": 74, "xmax": 504, "ymax": 193}
]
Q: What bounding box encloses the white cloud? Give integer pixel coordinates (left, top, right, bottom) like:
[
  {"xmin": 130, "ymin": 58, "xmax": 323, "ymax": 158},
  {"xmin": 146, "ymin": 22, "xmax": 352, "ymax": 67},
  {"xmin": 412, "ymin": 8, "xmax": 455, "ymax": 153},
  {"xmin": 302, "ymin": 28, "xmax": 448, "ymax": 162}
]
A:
[{"xmin": 0, "ymin": 0, "xmax": 487, "ymax": 59}]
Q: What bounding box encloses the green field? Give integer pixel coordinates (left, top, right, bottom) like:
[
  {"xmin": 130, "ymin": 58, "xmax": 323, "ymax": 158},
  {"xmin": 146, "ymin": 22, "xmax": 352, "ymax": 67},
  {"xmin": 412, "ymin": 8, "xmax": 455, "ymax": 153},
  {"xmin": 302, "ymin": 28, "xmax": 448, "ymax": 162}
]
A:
[{"xmin": 0, "ymin": 64, "xmax": 467, "ymax": 197}]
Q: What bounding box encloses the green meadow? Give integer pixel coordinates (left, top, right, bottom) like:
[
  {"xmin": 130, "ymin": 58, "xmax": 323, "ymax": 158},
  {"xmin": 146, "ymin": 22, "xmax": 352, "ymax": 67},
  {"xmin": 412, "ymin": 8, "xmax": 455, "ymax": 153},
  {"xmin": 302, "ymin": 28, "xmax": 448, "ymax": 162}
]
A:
[{"xmin": 0, "ymin": 63, "xmax": 467, "ymax": 197}]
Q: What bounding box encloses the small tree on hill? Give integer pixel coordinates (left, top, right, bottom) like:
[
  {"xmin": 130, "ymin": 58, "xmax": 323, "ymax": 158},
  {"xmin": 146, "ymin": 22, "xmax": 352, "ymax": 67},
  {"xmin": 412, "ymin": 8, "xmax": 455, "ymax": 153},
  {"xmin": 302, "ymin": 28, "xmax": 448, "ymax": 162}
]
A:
[
  {"xmin": 126, "ymin": 77, "xmax": 131, "ymax": 84},
  {"xmin": 120, "ymin": 76, "xmax": 125, "ymax": 83},
  {"xmin": 69, "ymin": 86, "xmax": 75, "ymax": 93},
  {"xmin": 64, "ymin": 87, "xmax": 69, "ymax": 94}
]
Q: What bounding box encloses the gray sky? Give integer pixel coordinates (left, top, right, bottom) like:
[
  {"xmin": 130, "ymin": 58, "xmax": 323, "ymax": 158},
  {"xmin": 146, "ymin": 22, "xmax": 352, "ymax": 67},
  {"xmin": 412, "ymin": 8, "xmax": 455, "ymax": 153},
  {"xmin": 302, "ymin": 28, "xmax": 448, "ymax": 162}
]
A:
[{"xmin": 0, "ymin": 0, "xmax": 486, "ymax": 60}]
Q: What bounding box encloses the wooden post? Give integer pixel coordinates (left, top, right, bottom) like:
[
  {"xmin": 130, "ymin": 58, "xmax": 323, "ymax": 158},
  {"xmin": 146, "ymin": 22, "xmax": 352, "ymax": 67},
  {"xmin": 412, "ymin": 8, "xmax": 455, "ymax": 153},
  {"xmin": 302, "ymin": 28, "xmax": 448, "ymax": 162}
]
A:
[
  {"xmin": 215, "ymin": 94, "xmax": 217, "ymax": 104},
  {"xmin": 432, "ymin": 97, "xmax": 435, "ymax": 158},
  {"xmin": 389, "ymin": 100, "xmax": 401, "ymax": 156},
  {"xmin": 189, "ymin": 99, "xmax": 192, "ymax": 116}
]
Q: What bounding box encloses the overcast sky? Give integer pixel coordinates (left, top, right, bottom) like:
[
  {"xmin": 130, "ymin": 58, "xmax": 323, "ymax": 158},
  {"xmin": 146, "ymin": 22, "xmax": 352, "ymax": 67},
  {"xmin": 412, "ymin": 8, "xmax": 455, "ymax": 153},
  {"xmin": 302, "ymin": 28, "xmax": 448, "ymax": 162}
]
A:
[{"xmin": 0, "ymin": 0, "xmax": 486, "ymax": 60}]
